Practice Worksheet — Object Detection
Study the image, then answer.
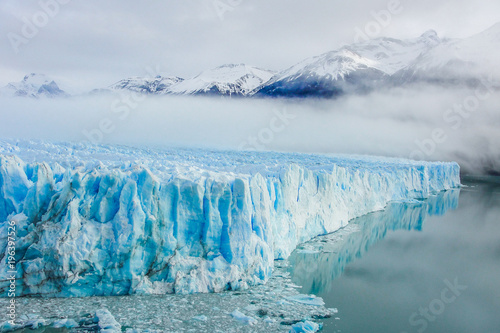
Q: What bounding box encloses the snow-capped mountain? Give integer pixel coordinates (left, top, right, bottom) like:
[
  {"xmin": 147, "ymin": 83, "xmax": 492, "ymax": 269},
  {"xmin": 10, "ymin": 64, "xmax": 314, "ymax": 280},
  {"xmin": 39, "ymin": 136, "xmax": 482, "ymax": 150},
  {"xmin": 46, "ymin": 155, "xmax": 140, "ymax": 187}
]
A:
[
  {"xmin": 394, "ymin": 22, "xmax": 500, "ymax": 86},
  {"xmin": 109, "ymin": 75, "xmax": 184, "ymax": 94},
  {"xmin": 255, "ymin": 30, "xmax": 443, "ymax": 98},
  {"xmin": 0, "ymin": 73, "xmax": 67, "ymax": 98},
  {"xmin": 101, "ymin": 64, "xmax": 274, "ymax": 97},
  {"xmin": 167, "ymin": 64, "xmax": 275, "ymax": 96},
  {"xmin": 3, "ymin": 23, "xmax": 499, "ymax": 99}
]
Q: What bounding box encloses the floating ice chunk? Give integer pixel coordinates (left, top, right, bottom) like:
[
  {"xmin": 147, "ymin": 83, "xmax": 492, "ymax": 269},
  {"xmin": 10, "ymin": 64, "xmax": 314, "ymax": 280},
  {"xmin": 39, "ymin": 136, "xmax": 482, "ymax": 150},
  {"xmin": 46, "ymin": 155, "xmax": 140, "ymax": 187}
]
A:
[
  {"xmin": 289, "ymin": 320, "xmax": 321, "ymax": 333},
  {"xmin": 231, "ymin": 310, "xmax": 257, "ymax": 325},
  {"xmin": 94, "ymin": 309, "xmax": 121, "ymax": 333},
  {"xmin": 192, "ymin": 315, "xmax": 208, "ymax": 321},
  {"xmin": 244, "ymin": 304, "xmax": 259, "ymax": 312},
  {"xmin": 0, "ymin": 321, "xmax": 22, "ymax": 332},
  {"xmin": 26, "ymin": 318, "xmax": 47, "ymax": 329},
  {"xmin": 286, "ymin": 294, "xmax": 325, "ymax": 306},
  {"xmin": 52, "ymin": 318, "xmax": 78, "ymax": 328}
]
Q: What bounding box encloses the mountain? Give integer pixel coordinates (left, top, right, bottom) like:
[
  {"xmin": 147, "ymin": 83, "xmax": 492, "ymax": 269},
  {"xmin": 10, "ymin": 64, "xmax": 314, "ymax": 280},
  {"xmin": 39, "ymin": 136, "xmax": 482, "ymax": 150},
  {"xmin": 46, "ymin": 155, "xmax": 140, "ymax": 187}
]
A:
[
  {"xmin": 4, "ymin": 23, "xmax": 499, "ymax": 99},
  {"xmin": 101, "ymin": 64, "xmax": 274, "ymax": 97},
  {"xmin": 255, "ymin": 30, "xmax": 443, "ymax": 98},
  {"xmin": 0, "ymin": 73, "xmax": 67, "ymax": 98},
  {"xmin": 109, "ymin": 75, "xmax": 184, "ymax": 94},
  {"xmin": 167, "ymin": 64, "xmax": 275, "ymax": 97},
  {"xmin": 394, "ymin": 22, "xmax": 500, "ymax": 87},
  {"xmin": 256, "ymin": 24, "xmax": 500, "ymax": 98}
]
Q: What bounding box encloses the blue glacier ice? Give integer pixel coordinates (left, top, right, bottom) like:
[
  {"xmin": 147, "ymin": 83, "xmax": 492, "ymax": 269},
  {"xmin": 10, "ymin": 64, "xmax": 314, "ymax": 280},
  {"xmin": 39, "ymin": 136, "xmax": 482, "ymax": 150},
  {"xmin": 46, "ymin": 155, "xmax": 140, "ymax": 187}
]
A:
[
  {"xmin": 52, "ymin": 318, "xmax": 78, "ymax": 329},
  {"xmin": 95, "ymin": 309, "xmax": 121, "ymax": 333},
  {"xmin": 289, "ymin": 320, "xmax": 321, "ymax": 333},
  {"xmin": 0, "ymin": 140, "xmax": 460, "ymax": 297},
  {"xmin": 230, "ymin": 310, "xmax": 258, "ymax": 325}
]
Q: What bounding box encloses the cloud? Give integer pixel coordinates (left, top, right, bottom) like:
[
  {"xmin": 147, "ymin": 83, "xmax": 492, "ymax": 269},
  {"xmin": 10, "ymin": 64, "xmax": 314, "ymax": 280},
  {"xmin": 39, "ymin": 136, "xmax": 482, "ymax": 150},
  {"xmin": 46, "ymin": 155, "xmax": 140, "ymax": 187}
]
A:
[
  {"xmin": 1, "ymin": 84, "xmax": 499, "ymax": 175},
  {"xmin": 1, "ymin": 0, "xmax": 500, "ymax": 90},
  {"xmin": 1, "ymin": 1, "xmax": 499, "ymax": 175}
]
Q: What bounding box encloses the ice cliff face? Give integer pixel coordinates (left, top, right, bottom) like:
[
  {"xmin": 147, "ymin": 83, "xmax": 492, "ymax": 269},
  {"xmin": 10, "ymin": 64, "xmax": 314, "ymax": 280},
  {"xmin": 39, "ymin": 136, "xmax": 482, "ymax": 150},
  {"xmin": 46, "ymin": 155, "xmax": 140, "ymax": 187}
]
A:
[{"xmin": 0, "ymin": 141, "xmax": 460, "ymax": 297}]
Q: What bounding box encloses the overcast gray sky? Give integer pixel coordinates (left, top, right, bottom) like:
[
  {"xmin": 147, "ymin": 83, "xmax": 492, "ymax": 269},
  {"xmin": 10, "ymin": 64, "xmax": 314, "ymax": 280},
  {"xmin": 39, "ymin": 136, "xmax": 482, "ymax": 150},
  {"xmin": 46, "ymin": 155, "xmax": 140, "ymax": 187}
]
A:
[{"xmin": 1, "ymin": 0, "xmax": 500, "ymax": 92}]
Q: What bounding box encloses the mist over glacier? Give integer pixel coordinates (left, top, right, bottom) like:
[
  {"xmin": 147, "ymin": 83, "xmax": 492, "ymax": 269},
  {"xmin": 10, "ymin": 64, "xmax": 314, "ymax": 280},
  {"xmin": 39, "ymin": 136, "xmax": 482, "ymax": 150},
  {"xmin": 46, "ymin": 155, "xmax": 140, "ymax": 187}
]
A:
[{"xmin": 0, "ymin": 85, "xmax": 499, "ymax": 175}]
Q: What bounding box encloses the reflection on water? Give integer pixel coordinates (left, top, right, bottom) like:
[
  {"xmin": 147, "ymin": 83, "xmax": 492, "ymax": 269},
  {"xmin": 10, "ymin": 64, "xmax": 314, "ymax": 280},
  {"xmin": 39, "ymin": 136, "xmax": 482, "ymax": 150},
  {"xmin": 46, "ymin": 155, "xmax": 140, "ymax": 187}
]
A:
[
  {"xmin": 288, "ymin": 189, "xmax": 460, "ymax": 295},
  {"xmin": 288, "ymin": 177, "xmax": 500, "ymax": 333}
]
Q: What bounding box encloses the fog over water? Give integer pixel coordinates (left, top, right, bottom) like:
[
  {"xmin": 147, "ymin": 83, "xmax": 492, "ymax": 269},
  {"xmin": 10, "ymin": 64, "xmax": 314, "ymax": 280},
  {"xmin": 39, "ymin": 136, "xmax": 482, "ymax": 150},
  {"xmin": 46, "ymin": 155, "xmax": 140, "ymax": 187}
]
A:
[{"xmin": 1, "ymin": 85, "xmax": 499, "ymax": 175}]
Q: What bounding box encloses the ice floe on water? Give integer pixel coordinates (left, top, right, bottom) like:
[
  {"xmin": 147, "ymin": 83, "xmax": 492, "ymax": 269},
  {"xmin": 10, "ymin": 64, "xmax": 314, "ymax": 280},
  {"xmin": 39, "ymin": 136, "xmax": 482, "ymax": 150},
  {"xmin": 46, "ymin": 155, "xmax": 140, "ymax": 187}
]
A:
[
  {"xmin": 0, "ymin": 262, "xmax": 336, "ymax": 332},
  {"xmin": 285, "ymin": 294, "xmax": 325, "ymax": 306},
  {"xmin": 289, "ymin": 320, "xmax": 322, "ymax": 333}
]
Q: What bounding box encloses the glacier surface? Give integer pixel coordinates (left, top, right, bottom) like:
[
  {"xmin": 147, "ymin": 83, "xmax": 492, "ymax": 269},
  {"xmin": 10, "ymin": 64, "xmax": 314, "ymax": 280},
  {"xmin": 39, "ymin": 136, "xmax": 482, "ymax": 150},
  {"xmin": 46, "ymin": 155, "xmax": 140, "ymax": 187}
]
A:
[{"xmin": 0, "ymin": 140, "xmax": 460, "ymax": 297}]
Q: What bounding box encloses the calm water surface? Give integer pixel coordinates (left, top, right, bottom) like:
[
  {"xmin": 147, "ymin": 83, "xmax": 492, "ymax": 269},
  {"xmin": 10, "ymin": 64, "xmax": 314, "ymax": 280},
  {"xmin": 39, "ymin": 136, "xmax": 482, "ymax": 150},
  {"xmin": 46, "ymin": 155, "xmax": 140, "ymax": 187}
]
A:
[{"xmin": 289, "ymin": 176, "xmax": 500, "ymax": 333}]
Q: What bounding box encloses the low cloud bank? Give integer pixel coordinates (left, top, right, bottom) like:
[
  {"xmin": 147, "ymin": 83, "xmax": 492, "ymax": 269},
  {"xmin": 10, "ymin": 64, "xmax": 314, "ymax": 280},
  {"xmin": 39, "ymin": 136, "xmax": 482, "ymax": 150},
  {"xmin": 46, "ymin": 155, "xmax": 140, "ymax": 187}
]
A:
[{"xmin": 1, "ymin": 85, "xmax": 499, "ymax": 175}]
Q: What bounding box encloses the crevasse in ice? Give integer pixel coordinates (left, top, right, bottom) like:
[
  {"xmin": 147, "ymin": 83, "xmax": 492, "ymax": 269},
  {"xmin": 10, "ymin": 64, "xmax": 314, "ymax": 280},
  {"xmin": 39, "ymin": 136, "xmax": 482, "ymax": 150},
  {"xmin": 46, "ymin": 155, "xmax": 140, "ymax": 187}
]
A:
[{"xmin": 0, "ymin": 141, "xmax": 460, "ymax": 296}]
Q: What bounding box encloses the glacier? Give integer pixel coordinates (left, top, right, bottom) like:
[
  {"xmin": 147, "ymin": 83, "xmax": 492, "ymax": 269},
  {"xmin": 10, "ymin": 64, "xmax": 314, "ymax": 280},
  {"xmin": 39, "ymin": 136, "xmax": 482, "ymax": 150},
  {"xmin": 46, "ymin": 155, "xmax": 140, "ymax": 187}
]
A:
[{"xmin": 0, "ymin": 140, "xmax": 460, "ymax": 297}]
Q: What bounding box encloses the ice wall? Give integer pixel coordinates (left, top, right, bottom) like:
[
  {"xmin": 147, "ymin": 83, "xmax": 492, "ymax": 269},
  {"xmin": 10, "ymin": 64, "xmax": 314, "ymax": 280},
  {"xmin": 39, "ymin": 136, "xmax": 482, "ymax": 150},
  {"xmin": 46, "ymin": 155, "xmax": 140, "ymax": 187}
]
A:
[{"xmin": 0, "ymin": 141, "xmax": 460, "ymax": 297}]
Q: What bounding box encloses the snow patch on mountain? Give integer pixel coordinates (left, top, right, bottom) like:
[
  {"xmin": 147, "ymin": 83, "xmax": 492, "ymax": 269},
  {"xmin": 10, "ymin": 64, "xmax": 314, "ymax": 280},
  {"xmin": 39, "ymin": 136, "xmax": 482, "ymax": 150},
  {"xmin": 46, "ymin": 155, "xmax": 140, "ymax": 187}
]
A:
[
  {"xmin": 397, "ymin": 22, "xmax": 500, "ymax": 84},
  {"xmin": 168, "ymin": 64, "xmax": 275, "ymax": 96},
  {"xmin": 109, "ymin": 75, "xmax": 184, "ymax": 94},
  {"xmin": 348, "ymin": 30, "xmax": 442, "ymax": 75}
]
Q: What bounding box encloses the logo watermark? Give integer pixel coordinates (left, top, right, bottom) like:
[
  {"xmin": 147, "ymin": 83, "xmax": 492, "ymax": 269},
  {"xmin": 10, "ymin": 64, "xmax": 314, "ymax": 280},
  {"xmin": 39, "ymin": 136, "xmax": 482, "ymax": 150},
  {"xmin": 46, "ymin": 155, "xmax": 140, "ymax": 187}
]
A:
[
  {"xmin": 354, "ymin": 0, "xmax": 404, "ymax": 43},
  {"xmin": 6, "ymin": 218, "xmax": 17, "ymax": 326},
  {"xmin": 212, "ymin": 0, "xmax": 244, "ymax": 21},
  {"xmin": 402, "ymin": 277, "xmax": 467, "ymax": 333},
  {"xmin": 82, "ymin": 66, "xmax": 162, "ymax": 144},
  {"xmin": 7, "ymin": 0, "xmax": 72, "ymax": 54},
  {"xmin": 409, "ymin": 75, "xmax": 497, "ymax": 161},
  {"xmin": 238, "ymin": 107, "xmax": 297, "ymax": 151}
]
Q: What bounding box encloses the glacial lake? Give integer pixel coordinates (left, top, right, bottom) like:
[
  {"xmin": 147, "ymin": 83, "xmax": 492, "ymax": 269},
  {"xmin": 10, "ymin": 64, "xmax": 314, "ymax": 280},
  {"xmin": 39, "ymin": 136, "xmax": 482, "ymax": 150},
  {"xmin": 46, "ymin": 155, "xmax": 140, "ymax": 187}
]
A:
[
  {"xmin": 4, "ymin": 177, "xmax": 498, "ymax": 333},
  {"xmin": 289, "ymin": 176, "xmax": 500, "ymax": 333}
]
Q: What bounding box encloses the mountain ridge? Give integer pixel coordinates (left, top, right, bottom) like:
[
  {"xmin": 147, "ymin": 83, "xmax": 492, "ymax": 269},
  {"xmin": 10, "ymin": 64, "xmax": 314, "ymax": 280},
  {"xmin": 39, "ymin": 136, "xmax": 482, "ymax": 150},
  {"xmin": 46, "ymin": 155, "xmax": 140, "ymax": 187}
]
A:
[
  {"xmin": 2, "ymin": 23, "xmax": 499, "ymax": 99},
  {"xmin": 0, "ymin": 73, "xmax": 67, "ymax": 98}
]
